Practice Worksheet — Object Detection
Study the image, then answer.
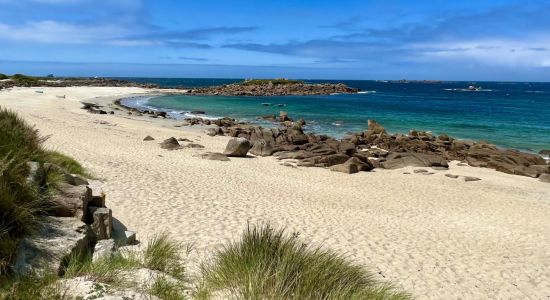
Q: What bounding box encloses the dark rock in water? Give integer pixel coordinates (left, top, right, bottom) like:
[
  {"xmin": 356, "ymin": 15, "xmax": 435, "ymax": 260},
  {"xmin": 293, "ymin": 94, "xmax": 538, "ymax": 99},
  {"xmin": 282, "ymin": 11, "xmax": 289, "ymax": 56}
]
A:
[
  {"xmin": 160, "ymin": 137, "xmax": 182, "ymax": 150},
  {"xmin": 191, "ymin": 110, "xmax": 206, "ymax": 115},
  {"xmin": 185, "ymin": 80, "xmax": 359, "ymax": 96},
  {"xmin": 539, "ymin": 173, "xmax": 550, "ymax": 183},
  {"xmin": 539, "ymin": 149, "xmax": 550, "ymax": 156},
  {"xmin": 260, "ymin": 115, "xmax": 277, "ymax": 122},
  {"xmin": 143, "ymin": 136, "xmax": 154, "ymax": 141},
  {"xmin": 250, "ymin": 139, "xmax": 275, "ymax": 156},
  {"xmin": 279, "ymin": 111, "xmax": 291, "ymax": 122},
  {"xmin": 201, "ymin": 152, "xmax": 230, "ymax": 161},
  {"xmin": 223, "ymin": 138, "xmax": 251, "ymax": 157},
  {"xmin": 155, "ymin": 111, "xmax": 168, "ymax": 118},
  {"xmin": 464, "ymin": 176, "xmax": 481, "ymax": 182}
]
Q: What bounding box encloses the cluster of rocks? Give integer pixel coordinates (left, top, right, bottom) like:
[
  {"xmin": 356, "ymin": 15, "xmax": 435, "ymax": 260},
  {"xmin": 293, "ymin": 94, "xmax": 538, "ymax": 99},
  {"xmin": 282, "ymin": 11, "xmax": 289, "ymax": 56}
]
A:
[
  {"xmin": 197, "ymin": 117, "xmax": 549, "ymax": 180},
  {"xmin": 14, "ymin": 162, "xmax": 136, "ymax": 276},
  {"xmin": 185, "ymin": 82, "xmax": 359, "ymax": 96},
  {"xmin": 112, "ymin": 99, "xmax": 169, "ymax": 118},
  {"xmin": 0, "ymin": 77, "xmax": 159, "ymax": 90}
]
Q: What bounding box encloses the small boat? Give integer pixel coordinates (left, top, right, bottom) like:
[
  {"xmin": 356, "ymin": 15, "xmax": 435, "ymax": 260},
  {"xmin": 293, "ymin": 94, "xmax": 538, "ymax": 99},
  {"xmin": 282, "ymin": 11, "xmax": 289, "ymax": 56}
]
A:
[
  {"xmin": 467, "ymin": 85, "xmax": 482, "ymax": 91},
  {"xmin": 261, "ymin": 103, "xmax": 272, "ymax": 106}
]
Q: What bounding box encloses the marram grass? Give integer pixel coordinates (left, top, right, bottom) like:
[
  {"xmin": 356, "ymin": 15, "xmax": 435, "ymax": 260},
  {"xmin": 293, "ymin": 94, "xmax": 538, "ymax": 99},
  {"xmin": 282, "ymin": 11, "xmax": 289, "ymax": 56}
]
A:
[{"xmin": 197, "ymin": 224, "xmax": 411, "ymax": 300}]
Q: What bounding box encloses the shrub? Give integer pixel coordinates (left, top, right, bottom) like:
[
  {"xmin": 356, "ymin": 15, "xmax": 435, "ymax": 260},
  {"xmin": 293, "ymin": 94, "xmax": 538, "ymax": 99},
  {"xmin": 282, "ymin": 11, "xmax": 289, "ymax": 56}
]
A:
[
  {"xmin": 0, "ymin": 107, "xmax": 45, "ymax": 159},
  {"xmin": 150, "ymin": 275, "xmax": 186, "ymax": 300},
  {"xmin": 0, "ymin": 74, "xmax": 8, "ymax": 80},
  {"xmin": 0, "ymin": 272, "xmax": 66, "ymax": 300},
  {"xmin": 9, "ymin": 74, "xmax": 39, "ymax": 87},
  {"xmin": 198, "ymin": 224, "xmax": 410, "ymax": 300}
]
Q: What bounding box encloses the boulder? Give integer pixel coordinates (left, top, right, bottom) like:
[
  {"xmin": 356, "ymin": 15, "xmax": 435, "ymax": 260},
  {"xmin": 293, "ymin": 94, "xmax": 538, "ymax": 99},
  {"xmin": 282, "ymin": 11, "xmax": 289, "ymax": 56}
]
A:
[
  {"xmin": 89, "ymin": 206, "xmax": 113, "ymax": 241},
  {"xmin": 64, "ymin": 173, "xmax": 89, "ymax": 186},
  {"xmin": 223, "ymin": 138, "xmax": 251, "ymax": 157},
  {"xmin": 539, "ymin": 149, "xmax": 550, "ymax": 156},
  {"xmin": 539, "ymin": 173, "xmax": 550, "ymax": 183},
  {"xmin": 143, "ymin": 135, "xmax": 155, "ymax": 141},
  {"xmin": 201, "ymin": 152, "xmax": 230, "ymax": 161},
  {"xmin": 329, "ymin": 157, "xmax": 372, "ymax": 174},
  {"xmin": 250, "ymin": 139, "xmax": 275, "ymax": 156},
  {"xmin": 381, "ymin": 152, "xmax": 448, "ymax": 169},
  {"xmin": 51, "ymin": 183, "xmax": 91, "ymax": 222},
  {"xmin": 87, "ymin": 180, "xmax": 106, "ymax": 207},
  {"xmin": 464, "ymin": 176, "xmax": 481, "ymax": 182},
  {"xmin": 13, "ymin": 217, "xmax": 91, "ymax": 276},
  {"xmin": 92, "ymin": 239, "xmax": 116, "ymax": 262},
  {"xmin": 298, "ymin": 153, "xmax": 350, "ymax": 167},
  {"xmin": 279, "ymin": 111, "xmax": 291, "ymax": 122},
  {"xmin": 186, "ymin": 143, "xmax": 205, "ymax": 149},
  {"xmin": 445, "ymin": 174, "xmax": 459, "ymax": 179},
  {"xmin": 160, "ymin": 137, "xmax": 182, "ymax": 150}
]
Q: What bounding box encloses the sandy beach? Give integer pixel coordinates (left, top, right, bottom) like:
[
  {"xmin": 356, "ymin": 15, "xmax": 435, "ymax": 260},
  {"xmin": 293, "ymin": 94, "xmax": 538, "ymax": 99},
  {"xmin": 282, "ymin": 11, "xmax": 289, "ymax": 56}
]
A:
[{"xmin": 1, "ymin": 86, "xmax": 549, "ymax": 299}]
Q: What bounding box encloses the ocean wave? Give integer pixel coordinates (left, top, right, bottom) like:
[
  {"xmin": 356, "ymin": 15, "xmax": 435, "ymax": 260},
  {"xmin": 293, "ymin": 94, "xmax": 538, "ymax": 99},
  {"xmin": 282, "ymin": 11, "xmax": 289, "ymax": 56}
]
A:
[{"xmin": 357, "ymin": 91, "xmax": 376, "ymax": 94}]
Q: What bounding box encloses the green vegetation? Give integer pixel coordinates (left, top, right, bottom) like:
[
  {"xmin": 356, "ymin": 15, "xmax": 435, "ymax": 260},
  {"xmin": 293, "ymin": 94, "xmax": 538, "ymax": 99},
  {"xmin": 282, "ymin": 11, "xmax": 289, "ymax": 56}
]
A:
[
  {"xmin": 240, "ymin": 78, "xmax": 304, "ymax": 86},
  {"xmin": 0, "ymin": 273, "xmax": 67, "ymax": 300},
  {"xmin": 0, "ymin": 74, "xmax": 8, "ymax": 80},
  {"xmin": 64, "ymin": 252, "xmax": 141, "ymax": 286},
  {"xmin": 198, "ymin": 224, "xmax": 410, "ymax": 300},
  {"xmin": 0, "ymin": 107, "xmax": 88, "ymax": 278},
  {"xmin": 143, "ymin": 232, "xmax": 186, "ymax": 281},
  {"xmin": 9, "ymin": 74, "xmax": 39, "ymax": 87},
  {"xmin": 150, "ymin": 275, "xmax": 187, "ymax": 300}
]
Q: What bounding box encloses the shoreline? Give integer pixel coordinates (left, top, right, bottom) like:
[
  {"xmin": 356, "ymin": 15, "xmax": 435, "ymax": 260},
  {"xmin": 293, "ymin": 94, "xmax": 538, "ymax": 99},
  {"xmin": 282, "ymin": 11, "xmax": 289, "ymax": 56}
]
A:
[
  {"xmin": 113, "ymin": 93, "xmax": 550, "ymax": 178},
  {"xmin": 1, "ymin": 86, "xmax": 550, "ymax": 299}
]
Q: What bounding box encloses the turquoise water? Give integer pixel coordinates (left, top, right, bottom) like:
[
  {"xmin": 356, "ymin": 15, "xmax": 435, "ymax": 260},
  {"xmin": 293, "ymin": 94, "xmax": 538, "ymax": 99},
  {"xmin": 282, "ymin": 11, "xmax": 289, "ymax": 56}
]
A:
[{"xmin": 121, "ymin": 79, "xmax": 550, "ymax": 153}]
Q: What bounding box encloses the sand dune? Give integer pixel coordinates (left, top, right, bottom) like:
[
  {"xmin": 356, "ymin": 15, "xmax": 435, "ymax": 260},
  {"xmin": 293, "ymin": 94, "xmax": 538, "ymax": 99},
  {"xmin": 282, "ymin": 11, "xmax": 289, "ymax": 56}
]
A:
[{"xmin": 1, "ymin": 87, "xmax": 549, "ymax": 299}]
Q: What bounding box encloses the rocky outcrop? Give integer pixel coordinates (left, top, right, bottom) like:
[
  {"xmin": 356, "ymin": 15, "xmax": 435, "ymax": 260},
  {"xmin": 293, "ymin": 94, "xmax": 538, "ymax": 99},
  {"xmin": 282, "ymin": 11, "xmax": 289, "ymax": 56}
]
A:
[
  {"xmin": 185, "ymin": 81, "xmax": 359, "ymax": 96},
  {"xmin": 330, "ymin": 157, "xmax": 372, "ymax": 174},
  {"xmin": 13, "ymin": 162, "xmax": 137, "ymax": 277}
]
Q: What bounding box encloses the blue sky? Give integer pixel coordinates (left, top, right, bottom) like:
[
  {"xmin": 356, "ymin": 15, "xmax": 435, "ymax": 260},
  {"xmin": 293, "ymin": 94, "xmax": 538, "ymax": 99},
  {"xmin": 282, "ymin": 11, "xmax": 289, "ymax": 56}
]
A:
[{"xmin": 0, "ymin": 0, "xmax": 549, "ymax": 80}]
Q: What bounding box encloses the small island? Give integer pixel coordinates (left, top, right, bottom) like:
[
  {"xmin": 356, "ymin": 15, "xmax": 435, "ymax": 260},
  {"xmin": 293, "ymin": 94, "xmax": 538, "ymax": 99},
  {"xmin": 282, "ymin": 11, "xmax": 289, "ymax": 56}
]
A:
[{"xmin": 185, "ymin": 78, "xmax": 360, "ymax": 96}]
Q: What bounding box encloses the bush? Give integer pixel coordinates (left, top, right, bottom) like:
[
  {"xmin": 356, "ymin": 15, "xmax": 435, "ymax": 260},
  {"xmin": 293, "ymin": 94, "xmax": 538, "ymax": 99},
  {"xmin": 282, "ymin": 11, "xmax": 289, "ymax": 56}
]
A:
[
  {"xmin": 9, "ymin": 74, "xmax": 39, "ymax": 87},
  {"xmin": 198, "ymin": 224, "xmax": 410, "ymax": 300},
  {"xmin": 0, "ymin": 74, "xmax": 8, "ymax": 80},
  {"xmin": 0, "ymin": 107, "xmax": 45, "ymax": 159}
]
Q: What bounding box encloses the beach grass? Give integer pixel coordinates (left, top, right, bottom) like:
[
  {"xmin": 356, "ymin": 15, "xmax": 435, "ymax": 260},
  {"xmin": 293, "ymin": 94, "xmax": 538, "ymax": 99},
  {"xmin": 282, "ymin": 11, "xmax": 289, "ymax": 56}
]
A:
[
  {"xmin": 64, "ymin": 252, "xmax": 141, "ymax": 286},
  {"xmin": 0, "ymin": 107, "xmax": 88, "ymax": 277},
  {"xmin": 0, "ymin": 272, "xmax": 68, "ymax": 300},
  {"xmin": 150, "ymin": 275, "xmax": 187, "ymax": 300},
  {"xmin": 197, "ymin": 224, "xmax": 410, "ymax": 300},
  {"xmin": 143, "ymin": 232, "xmax": 187, "ymax": 281}
]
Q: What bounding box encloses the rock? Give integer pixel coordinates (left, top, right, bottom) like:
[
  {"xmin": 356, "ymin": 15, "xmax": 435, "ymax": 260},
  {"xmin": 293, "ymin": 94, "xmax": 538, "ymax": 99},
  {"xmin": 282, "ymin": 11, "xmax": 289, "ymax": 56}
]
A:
[
  {"xmin": 123, "ymin": 231, "xmax": 137, "ymax": 245},
  {"xmin": 92, "ymin": 239, "xmax": 116, "ymax": 262},
  {"xmin": 191, "ymin": 110, "xmax": 206, "ymax": 114},
  {"xmin": 464, "ymin": 176, "xmax": 481, "ymax": 182},
  {"xmin": 201, "ymin": 152, "xmax": 230, "ymax": 161},
  {"xmin": 413, "ymin": 169, "xmax": 429, "ymax": 173},
  {"xmin": 381, "ymin": 152, "xmax": 448, "ymax": 169},
  {"xmin": 279, "ymin": 111, "xmax": 291, "ymax": 122},
  {"xmin": 64, "ymin": 173, "xmax": 89, "ymax": 186},
  {"xmin": 160, "ymin": 137, "xmax": 182, "ymax": 150},
  {"xmin": 143, "ymin": 135, "xmax": 155, "ymax": 141},
  {"xmin": 539, "ymin": 149, "xmax": 550, "ymax": 156},
  {"xmin": 186, "ymin": 143, "xmax": 205, "ymax": 149},
  {"xmin": 329, "ymin": 157, "xmax": 371, "ymax": 174},
  {"xmin": 13, "ymin": 217, "xmax": 91, "ymax": 276},
  {"xmin": 298, "ymin": 153, "xmax": 350, "ymax": 167},
  {"xmin": 431, "ymin": 166, "xmax": 449, "ymax": 171},
  {"xmin": 89, "ymin": 206, "xmax": 113, "ymax": 241},
  {"xmin": 178, "ymin": 138, "xmax": 193, "ymax": 142},
  {"xmin": 206, "ymin": 127, "xmax": 221, "ymax": 136},
  {"xmin": 445, "ymin": 174, "xmax": 459, "ymax": 179},
  {"xmin": 539, "ymin": 173, "xmax": 550, "ymax": 183},
  {"xmin": 87, "ymin": 180, "xmax": 106, "ymax": 207},
  {"xmin": 250, "ymin": 139, "xmax": 275, "ymax": 156},
  {"xmin": 223, "ymin": 137, "xmax": 251, "ymax": 157},
  {"xmin": 51, "ymin": 183, "xmax": 91, "ymax": 222}
]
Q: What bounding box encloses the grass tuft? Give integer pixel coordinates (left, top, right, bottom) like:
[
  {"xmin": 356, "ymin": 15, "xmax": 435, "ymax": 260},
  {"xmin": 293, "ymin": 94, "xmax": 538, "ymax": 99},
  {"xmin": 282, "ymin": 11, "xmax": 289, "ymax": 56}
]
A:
[
  {"xmin": 198, "ymin": 224, "xmax": 410, "ymax": 300},
  {"xmin": 150, "ymin": 275, "xmax": 187, "ymax": 300},
  {"xmin": 143, "ymin": 232, "xmax": 186, "ymax": 281}
]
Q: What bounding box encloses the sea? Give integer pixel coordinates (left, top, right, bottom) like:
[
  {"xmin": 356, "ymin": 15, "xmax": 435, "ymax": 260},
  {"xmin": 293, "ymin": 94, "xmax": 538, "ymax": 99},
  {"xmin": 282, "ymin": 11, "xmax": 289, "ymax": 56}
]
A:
[{"xmin": 118, "ymin": 78, "xmax": 550, "ymax": 154}]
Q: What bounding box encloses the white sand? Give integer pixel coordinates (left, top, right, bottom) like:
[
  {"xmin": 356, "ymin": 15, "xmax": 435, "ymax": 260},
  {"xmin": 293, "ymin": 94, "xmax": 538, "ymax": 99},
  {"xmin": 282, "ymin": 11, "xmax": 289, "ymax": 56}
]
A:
[{"xmin": 1, "ymin": 86, "xmax": 549, "ymax": 299}]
